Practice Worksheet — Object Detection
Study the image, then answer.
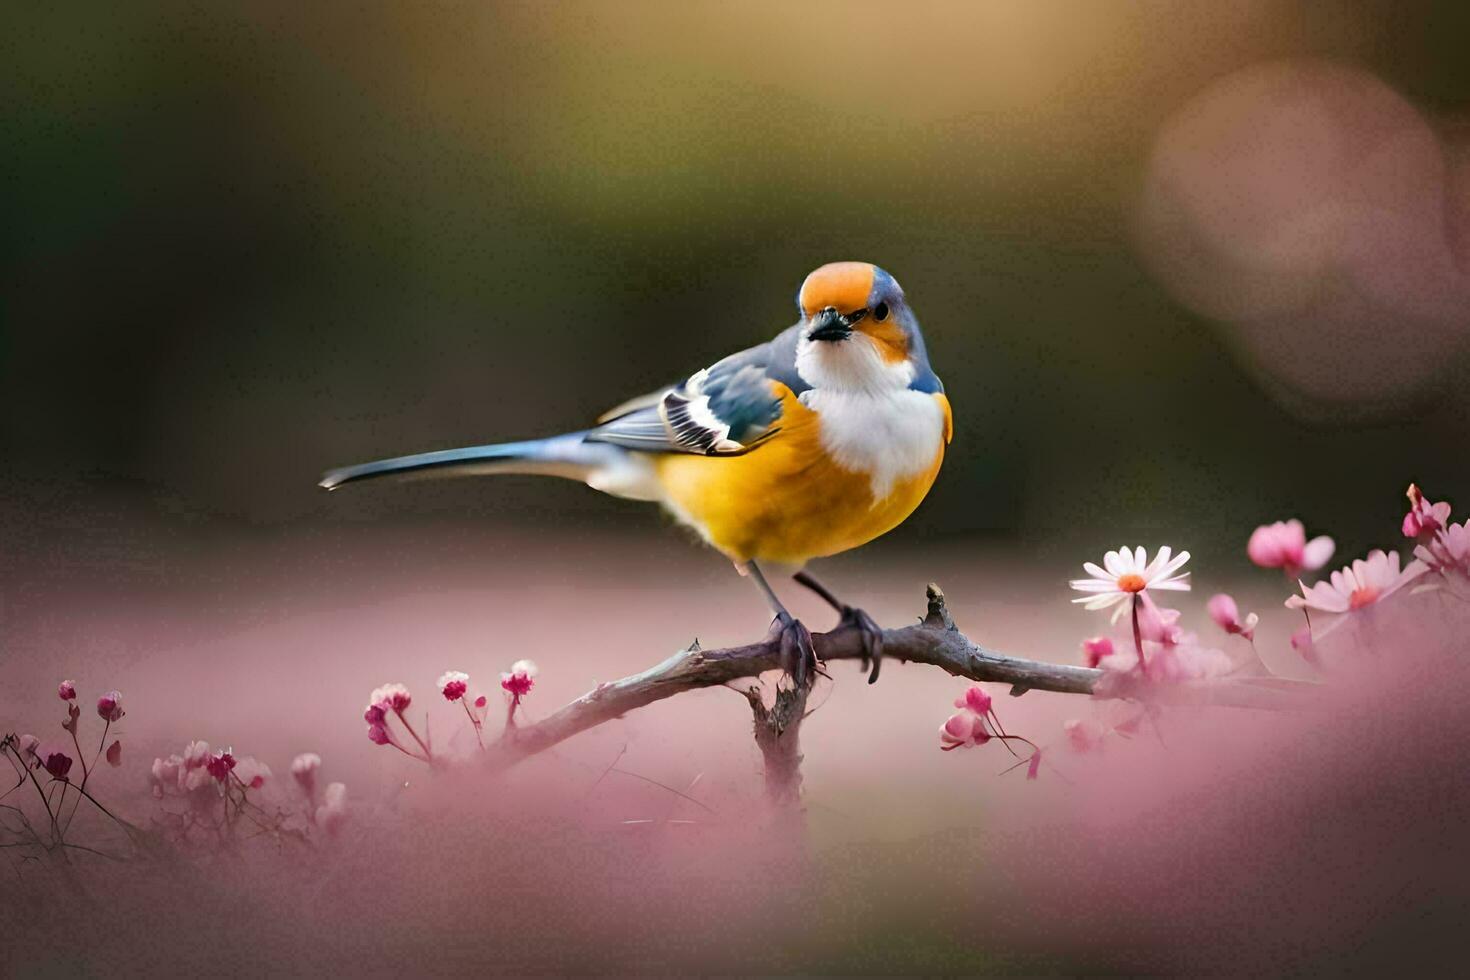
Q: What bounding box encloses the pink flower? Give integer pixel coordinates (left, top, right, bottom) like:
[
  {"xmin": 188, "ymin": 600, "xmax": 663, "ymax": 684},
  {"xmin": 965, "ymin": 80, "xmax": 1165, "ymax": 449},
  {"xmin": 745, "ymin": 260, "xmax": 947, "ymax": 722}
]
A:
[
  {"xmin": 235, "ymin": 757, "xmax": 271, "ymax": 789},
  {"xmin": 369, "ymin": 683, "xmax": 412, "ymax": 713},
  {"xmin": 151, "ymin": 754, "xmax": 183, "ymax": 795},
  {"xmin": 182, "ymin": 767, "xmax": 214, "ymax": 794},
  {"xmin": 500, "ymin": 660, "xmax": 538, "ymax": 698},
  {"xmin": 366, "ymin": 723, "xmax": 391, "ymax": 746},
  {"xmin": 1064, "ymin": 719, "xmax": 1104, "ymax": 753},
  {"xmin": 1070, "ymin": 546, "xmax": 1191, "ymax": 621},
  {"xmin": 438, "ymin": 671, "xmax": 470, "ymax": 702},
  {"xmin": 363, "ymin": 702, "xmax": 387, "ymax": 725},
  {"xmin": 43, "ymin": 751, "xmax": 73, "ymax": 780},
  {"xmin": 1137, "ymin": 596, "xmax": 1184, "ymax": 646},
  {"xmin": 18, "ymin": 734, "xmax": 40, "ymax": 760},
  {"xmin": 474, "ymin": 695, "xmax": 487, "ymax": 709},
  {"xmin": 1081, "ymin": 636, "xmax": 1114, "ymax": 668},
  {"xmin": 205, "ymin": 750, "xmax": 236, "ymax": 782},
  {"xmin": 1025, "ymin": 751, "xmax": 1042, "ymax": 780},
  {"xmin": 315, "ymin": 782, "xmax": 348, "ymax": 835},
  {"xmin": 96, "ymin": 691, "xmax": 125, "ymax": 722},
  {"xmin": 1286, "ymin": 550, "xmax": 1428, "ymax": 614},
  {"xmin": 1402, "ymin": 484, "xmax": 1451, "ymax": 540},
  {"xmin": 182, "ymin": 740, "xmax": 210, "ymax": 770},
  {"xmin": 939, "ymin": 711, "xmax": 991, "ymax": 749},
  {"xmin": 1416, "ymin": 520, "xmax": 1470, "ymax": 577},
  {"xmin": 291, "ymin": 753, "xmax": 321, "ymax": 795},
  {"xmin": 1207, "ymin": 593, "xmax": 1258, "ymax": 640},
  {"xmin": 106, "ymin": 740, "xmax": 122, "ymax": 767},
  {"xmin": 1092, "ymin": 645, "xmax": 1139, "ymax": 674},
  {"xmin": 1248, "ymin": 520, "xmax": 1334, "ymax": 578},
  {"xmin": 954, "ymin": 684, "xmax": 993, "ymax": 715},
  {"xmin": 57, "ymin": 680, "xmax": 76, "ymax": 701}
]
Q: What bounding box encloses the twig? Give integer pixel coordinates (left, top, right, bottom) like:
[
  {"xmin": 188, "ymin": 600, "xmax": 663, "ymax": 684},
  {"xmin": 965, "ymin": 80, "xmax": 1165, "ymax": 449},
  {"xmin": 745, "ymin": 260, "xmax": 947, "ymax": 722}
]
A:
[
  {"xmin": 586, "ymin": 744, "xmax": 628, "ymax": 796},
  {"xmin": 481, "ymin": 584, "xmax": 1317, "ymax": 774},
  {"xmin": 604, "ymin": 768, "xmax": 717, "ymax": 814}
]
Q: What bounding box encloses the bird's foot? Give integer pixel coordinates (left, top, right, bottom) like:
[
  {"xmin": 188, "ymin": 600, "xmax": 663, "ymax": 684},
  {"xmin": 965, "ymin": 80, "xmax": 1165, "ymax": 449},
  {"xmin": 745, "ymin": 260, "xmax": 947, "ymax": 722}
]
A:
[
  {"xmin": 839, "ymin": 605, "xmax": 885, "ymax": 684},
  {"xmin": 771, "ymin": 612, "xmax": 818, "ymax": 688}
]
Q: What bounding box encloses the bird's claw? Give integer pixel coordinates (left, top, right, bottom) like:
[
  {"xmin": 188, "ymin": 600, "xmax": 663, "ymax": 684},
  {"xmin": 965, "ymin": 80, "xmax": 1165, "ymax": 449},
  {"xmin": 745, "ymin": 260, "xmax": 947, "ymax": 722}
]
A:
[
  {"xmin": 840, "ymin": 606, "xmax": 884, "ymax": 684},
  {"xmin": 772, "ymin": 612, "xmax": 818, "ymax": 688}
]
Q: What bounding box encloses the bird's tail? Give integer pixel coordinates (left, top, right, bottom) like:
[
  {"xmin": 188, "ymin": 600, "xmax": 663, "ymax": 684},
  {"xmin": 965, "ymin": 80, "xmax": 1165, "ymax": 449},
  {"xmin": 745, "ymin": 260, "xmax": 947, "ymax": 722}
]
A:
[{"xmin": 319, "ymin": 431, "xmax": 649, "ymax": 495}]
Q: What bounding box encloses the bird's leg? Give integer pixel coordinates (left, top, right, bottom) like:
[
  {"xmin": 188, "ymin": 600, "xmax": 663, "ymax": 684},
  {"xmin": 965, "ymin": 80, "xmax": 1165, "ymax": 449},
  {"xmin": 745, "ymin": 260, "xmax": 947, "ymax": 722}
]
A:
[
  {"xmin": 739, "ymin": 560, "xmax": 817, "ymax": 687},
  {"xmin": 793, "ymin": 570, "xmax": 884, "ymax": 684}
]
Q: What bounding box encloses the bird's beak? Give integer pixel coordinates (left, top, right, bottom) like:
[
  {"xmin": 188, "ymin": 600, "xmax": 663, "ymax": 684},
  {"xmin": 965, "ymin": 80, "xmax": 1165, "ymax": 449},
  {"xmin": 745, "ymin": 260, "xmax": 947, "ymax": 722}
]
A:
[{"xmin": 807, "ymin": 305, "xmax": 868, "ymax": 342}]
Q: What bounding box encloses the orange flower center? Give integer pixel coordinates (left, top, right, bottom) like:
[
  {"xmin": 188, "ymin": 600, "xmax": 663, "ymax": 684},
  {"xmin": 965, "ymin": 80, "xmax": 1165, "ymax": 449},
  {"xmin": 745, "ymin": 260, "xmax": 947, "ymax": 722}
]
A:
[
  {"xmin": 1349, "ymin": 586, "xmax": 1379, "ymax": 610},
  {"xmin": 1117, "ymin": 574, "xmax": 1147, "ymax": 593}
]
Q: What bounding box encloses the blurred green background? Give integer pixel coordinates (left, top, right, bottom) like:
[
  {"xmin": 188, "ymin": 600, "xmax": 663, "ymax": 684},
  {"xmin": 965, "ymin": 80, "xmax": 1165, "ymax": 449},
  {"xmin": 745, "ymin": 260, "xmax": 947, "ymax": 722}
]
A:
[{"xmin": 3, "ymin": 0, "xmax": 1467, "ymax": 565}]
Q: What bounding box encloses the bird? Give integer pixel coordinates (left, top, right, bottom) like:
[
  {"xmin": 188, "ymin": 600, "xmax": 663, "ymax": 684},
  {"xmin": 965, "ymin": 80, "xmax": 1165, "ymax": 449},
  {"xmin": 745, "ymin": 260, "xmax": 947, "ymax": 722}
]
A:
[{"xmin": 320, "ymin": 261, "xmax": 951, "ymax": 685}]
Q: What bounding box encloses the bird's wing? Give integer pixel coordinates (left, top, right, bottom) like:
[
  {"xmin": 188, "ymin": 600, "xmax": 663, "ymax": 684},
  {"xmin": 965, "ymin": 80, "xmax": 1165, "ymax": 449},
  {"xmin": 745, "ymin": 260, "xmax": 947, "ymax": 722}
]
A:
[{"xmin": 587, "ymin": 325, "xmax": 808, "ymax": 456}]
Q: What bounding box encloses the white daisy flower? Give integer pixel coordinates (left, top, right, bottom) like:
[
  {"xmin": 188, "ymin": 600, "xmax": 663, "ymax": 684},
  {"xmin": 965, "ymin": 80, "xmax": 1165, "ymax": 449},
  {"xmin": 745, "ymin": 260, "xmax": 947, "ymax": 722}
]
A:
[{"xmin": 1070, "ymin": 545, "xmax": 1191, "ymax": 621}]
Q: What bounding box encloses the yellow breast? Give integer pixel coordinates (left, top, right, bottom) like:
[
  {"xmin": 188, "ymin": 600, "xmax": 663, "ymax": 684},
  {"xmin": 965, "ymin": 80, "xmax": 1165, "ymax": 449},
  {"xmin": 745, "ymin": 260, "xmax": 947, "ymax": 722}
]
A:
[{"xmin": 654, "ymin": 385, "xmax": 951, "ymax": 565}]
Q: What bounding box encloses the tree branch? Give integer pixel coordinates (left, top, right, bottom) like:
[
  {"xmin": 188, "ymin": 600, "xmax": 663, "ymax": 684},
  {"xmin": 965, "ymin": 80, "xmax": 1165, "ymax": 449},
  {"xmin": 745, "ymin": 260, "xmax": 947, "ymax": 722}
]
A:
[
  {"xmin": 484, "ymin": 584, "xmax": 1317, "ymax": 773},
  {"xmin": 744, "ymin": 681, "xmax": 809, "ymax": 815}
]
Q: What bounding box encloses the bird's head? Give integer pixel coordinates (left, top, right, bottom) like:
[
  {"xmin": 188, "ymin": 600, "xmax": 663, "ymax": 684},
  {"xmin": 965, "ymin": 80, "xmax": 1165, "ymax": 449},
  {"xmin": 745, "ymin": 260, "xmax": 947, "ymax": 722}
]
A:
[{"xmin": 794, "ymin": 262, "xmax": 937, "ymax": 392}]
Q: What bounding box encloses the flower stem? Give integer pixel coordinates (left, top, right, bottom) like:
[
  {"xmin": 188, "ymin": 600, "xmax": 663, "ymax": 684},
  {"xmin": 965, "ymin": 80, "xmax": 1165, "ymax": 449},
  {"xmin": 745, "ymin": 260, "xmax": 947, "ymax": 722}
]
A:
[
  {"xmin": 461, "ymin": 700, "xmax": 485, "ymax": 750},
  {"xmin": 994, "ymin": 733, "xmax": 1041, "ymax": 754},
  {"xmin": 394, "ymin": 709, "xmax": 433, "ymax": 762},
  {"xmin": 388, "ymin": 741, "xmax": 425, "ymax": 763},
  {"xmin": 68, "ymin": 727, "xmax": 90, "ymax": 789},
  {"xmin": 6, "ymin": 743, "xmax": 62, "ymax": 844},
  {"xmin": 1245, "ymin": 636, "xmax": 1270, "ymax": 675},
  {"xmin": 63, "ymin": 718, "xmax": 108, "ymax": 834},
  {"xmin": 1131, "ymin": 594, "xmax": 1148, "ymax": 676}
]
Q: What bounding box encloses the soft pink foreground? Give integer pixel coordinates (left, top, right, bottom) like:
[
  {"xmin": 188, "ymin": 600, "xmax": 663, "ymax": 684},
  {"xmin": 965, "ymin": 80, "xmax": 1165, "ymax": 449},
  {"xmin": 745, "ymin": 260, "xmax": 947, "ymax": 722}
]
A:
[{"xmin": 2, "ymin": 521, "xmax": 1466, "ymax": 974}]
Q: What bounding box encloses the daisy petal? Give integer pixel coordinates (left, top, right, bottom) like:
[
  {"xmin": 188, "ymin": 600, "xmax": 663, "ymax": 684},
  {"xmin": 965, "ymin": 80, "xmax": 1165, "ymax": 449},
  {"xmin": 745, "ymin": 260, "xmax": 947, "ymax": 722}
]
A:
[
  {"xmin": 1156, "ymin": 550, "xmax": 1191, "ymax": 578},
  {"xmin": 1144, "ymin": 546, "xmax": 1173, "ymax": 578}
]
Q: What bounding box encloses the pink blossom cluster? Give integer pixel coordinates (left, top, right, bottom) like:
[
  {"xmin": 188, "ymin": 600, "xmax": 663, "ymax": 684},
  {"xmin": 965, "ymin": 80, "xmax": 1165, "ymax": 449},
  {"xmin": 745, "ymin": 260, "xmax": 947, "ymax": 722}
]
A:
[
  {"xmin": 947, "ymin": 481, "xmax": 1463, "ymax": 780},
  {"xmin": 1, "ymin": 679, "xmax": 131, "ymax": 852},
  {"xmin": 1066, "ymin": 484, "xmax": 1453, "ymax": 687},
  {"xmin": 939, "ymin": 684, "xmax": 1041, "ymax": 777},
  {"xmin": 149, "ymin": 740, "xmax": 344, "ymax": 845},
  {"xmin": 1402, "ymin": 484, "xmax": 1451, "ymax": 541},
  {"xmin": 362, "ymin": 661, "xmax": 540, "ymax": 764},
  {"xmin": 1405, "ymin": 485, "xmax": 1470, "ymax": 600},
  {"xmin": 501, "ymin": 659, "xmax": 537, "ymax": 698},
  {"xmin": 438, "ymin": 670, "xmax": 492, "ymax": 749},
  {"xmin": 363, "ymin": 683, "xmax": 433, "ymax": 762},
  {"xmin": 1247, "ymin": 520, "xmax": 1335, "ymax": 579},
  {"xmin": 1068, "ymin": 546, "xmax": 1237, "ymax": 687},
  {"xmin": 289, "ymin": 752, "xmax": 349, "ymax": 836},
  {"xmin": 939, "ymin": 684, "xmax": 997, "ymax": 749},
  {"xmin": 150, "ymin": 740, "xmax": 269, "ymax": 798}
]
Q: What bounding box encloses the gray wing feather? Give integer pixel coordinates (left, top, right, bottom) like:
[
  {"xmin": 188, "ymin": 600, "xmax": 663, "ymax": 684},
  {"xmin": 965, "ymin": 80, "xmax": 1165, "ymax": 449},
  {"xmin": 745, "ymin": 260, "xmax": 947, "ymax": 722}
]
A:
[{"xmin": 587, "ymin": 323, "xmax": 808, "ymax": 456}]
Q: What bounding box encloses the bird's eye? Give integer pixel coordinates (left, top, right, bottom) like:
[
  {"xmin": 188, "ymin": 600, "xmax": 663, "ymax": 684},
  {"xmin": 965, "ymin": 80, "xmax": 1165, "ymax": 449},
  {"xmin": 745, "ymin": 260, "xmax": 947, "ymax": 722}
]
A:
[{"xmin": 874, "ymin": 302, "xmax": 890, "ymax": 322}]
